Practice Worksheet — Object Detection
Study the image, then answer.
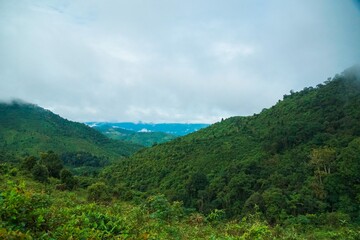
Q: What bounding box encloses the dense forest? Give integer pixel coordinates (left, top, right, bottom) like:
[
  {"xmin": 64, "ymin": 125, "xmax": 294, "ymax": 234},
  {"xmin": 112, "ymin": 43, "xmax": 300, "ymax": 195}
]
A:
[
  {"xmin": 92, "ymin": 125, "xmax": 177, "ymax": 147},
  {"xmin": 1, "ymin": 66, "xmax": 360, "ymax": 239},
  {"xmin": 105, "ymin": 66, "xmax": 360, "ymax": 221},
  {"xmin": 0, "ymin": 101, "xmax": 143, "ymax": 160}
]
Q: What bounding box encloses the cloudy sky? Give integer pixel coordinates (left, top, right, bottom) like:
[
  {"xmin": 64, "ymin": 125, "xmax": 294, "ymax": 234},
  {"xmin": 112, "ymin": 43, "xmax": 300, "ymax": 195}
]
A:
[{"xmin": 1, "ymin": 0, "xmax": 360, "ymax": 123}]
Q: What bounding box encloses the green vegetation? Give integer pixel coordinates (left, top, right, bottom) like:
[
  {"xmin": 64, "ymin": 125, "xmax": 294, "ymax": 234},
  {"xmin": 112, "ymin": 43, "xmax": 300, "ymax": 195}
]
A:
[
  {"xmin": 105, "ymin": 66, "xmax": 360, "ymax": 225},
  {"xmin": 1, "ymin": 66, "xmax": 360, "ymax": 238},
  {"xmin": 1, "ymin": 164, "xmax": 359, "ymax": 239},
  {"xmin": 94, "ymin": 126, "xmax": 177, "ymax": 147},
  {"xmin": 0, "ymin": 101, "xmax": 143, "ymax": 160}
]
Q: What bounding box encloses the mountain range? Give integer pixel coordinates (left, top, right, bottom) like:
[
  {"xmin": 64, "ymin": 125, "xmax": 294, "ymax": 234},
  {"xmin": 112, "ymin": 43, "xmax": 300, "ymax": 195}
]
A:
[
  {"xmin": 87, "ymin": 122, "xmax": 209, "ymax": 136},
  {"xmin": 89, "ymin": 125, "xmax": 178, "ymax": 147}
]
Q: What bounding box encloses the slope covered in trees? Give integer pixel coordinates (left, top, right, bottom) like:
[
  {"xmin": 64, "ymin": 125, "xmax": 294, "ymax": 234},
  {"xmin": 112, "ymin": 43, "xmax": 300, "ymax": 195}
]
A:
[
  {"xmin": 87, "ymin": 122, "xmax": 210, "ymax": 136},
  {"xmin": 0, "ymin": 101, "xmax": 143, "ymax": 161},
  {"xmin": 105, "ymin": 66, "xmax": 360, "ymax": 223},
  {"xmin": 92, "ymin": 125, "xmax": 177, "ymax": 147}
]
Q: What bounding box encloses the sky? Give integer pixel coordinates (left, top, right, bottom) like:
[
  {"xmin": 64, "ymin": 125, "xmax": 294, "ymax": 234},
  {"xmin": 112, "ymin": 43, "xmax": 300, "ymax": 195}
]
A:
[{"xmin": 1, "ymin": 0, "xmax": 360, "ymax": 123}]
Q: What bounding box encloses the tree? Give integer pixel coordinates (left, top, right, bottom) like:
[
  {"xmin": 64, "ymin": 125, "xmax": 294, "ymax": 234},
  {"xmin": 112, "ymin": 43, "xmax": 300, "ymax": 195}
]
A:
[
  {"xmin": 40, "ymin": 151, "xmax": 63, "ymax": 178},
  {"xmin": 186, "ymin": 172, "xmax": 209, "ymax": 198},
  {"xmin": 242, "ymin": 192, "xmax": 265, "ymax": 215},
  {"xmin": 262, "ymin": 188, "xmax": 287, "ymax": 223},
  {"xmin": 21, "ymin": 156, "xmax": 37, "ymax": 171},
  {"xmin": 87, "ymin": 182, "xmax": 112, "ymax": 202},
  {"xmin": 310, "ymin": 147, "xmax": 336, "ymax": 185},
  {"xmin": 60, "ymin": 168, "xmax": 77, "ymax": 190},
  {"xmin": 339, "ymin": 138, "xmax": 360, "ymax": 181},
  {"xmin": 32, "ymin": 164, "xmax": 49, "ymax": 183}
]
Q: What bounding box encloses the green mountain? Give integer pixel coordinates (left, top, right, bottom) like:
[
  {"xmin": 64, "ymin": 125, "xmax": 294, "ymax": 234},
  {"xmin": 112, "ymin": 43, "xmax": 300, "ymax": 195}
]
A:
[
  {"xmin": 93, "ymin": 125, "xmax": 177, "ymax": 146},
  {"xmin": 0, "ymin": 101, "xmax": 143, "ymax": 161},
  {"xmin": 104, "ymin": 66, "xmax": 360, "ymax": 222}
]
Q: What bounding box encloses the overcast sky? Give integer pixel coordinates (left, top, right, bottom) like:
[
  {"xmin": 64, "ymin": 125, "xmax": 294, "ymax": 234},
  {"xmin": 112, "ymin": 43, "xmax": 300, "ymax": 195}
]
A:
[{"xmin": 1, "ymin": 0, "xmax": 360, "ymax": 123}]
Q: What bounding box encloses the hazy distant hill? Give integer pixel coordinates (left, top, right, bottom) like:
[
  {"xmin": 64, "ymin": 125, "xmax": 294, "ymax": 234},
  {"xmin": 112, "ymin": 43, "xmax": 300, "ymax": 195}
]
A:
[
  {"xmin": 105, "ymin": 66, "xmax": 360, "ymax": 221},
  {"xmin": 91, "ymin": 125, "xmax": 177, "ymax": 147},
  {"xmin": 86, "ymin": 122, "xmax": 210, "ymax": 136},
  {"xmin": 0, "ymin": 101, "xmax": 143, "ymax": 161}
]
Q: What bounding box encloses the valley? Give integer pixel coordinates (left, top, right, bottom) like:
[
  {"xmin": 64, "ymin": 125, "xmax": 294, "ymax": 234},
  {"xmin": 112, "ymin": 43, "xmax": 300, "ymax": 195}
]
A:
[
  {"xmin": 88, "ymin": 122, "xmax": 209, "ymax": 146},
  {"xmin": 1, "ymin": 66, "xmax": 360, "ymax": 239}
]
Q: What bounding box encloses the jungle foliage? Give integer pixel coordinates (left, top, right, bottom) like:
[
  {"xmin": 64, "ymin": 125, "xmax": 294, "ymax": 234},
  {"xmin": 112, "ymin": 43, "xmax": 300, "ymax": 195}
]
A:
[
  {"xmin": 1, "ymin": 163, "xmax": 359, "ymax": 239},
  {"xmin": 104, "ymin": 66, "xmax": 360, "ymax": 225}
]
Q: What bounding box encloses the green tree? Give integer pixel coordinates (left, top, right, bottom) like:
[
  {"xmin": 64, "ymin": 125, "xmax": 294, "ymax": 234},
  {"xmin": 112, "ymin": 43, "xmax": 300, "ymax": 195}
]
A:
[
  {"xmin": 87, "ymin": 182, "xmax": 112, "ymax": 202},
  {"xmin": 310, "ymin": 147, "xmax": 336, "ymax": 180},
  {"xmin": 339, "ymin": 138, "xmax": 360, "ymax": 181},
  {"xmin": 60, "ymin": 168, "xmax": 77, "ymax": 190},
  {"xmin": 262, "ymin": 188, "xmax": 287, "ymax": 223},
  {"xmin": 185, "ymin": 172, "xmax": 209, "ymax": 210},
  {"xmin": 186, "ymin": 172, "xmax": 209, "ymax": 198},
  {"xmin": 40, "ymin": 151, "xmax": 63, "ymax": 178},
  {"xmin": 21, "ymin": 156, "xmax": 37, "ymax": 171},
  {"xmin": 242, "ymin": 192, "xmax": 265, "ymax": 215},
  {"xmin": 32, "ymin": 164, "xmax": 49, "ymax": 183}
]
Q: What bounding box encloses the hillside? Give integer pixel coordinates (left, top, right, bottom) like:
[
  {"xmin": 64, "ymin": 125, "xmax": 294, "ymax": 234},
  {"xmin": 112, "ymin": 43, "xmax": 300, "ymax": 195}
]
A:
[
  {"xmin": 104, "ymin": 66, "xmax": 360, "ymax": 222},
  {"xmin": 92, "ymin": 126, "xmax": 177, "ymax": 147},
  {"xmin": 0, "ymin": 101, "xmax": 143, "ymax": 161}
]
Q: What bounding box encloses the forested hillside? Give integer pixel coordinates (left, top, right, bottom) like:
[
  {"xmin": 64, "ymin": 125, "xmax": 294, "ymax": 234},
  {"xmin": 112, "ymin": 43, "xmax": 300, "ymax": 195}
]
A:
[
  {"xmin": 0, "ymin": 101, "xmax": 143, "ymax": 161},
  {"xmin": 92, "ymin": 125, "xmax": 177, "ymax": 147},
  {"xmin": 88, "ymin": 122, "xmax": 210, "ymax": 136},
  {"xmin": 105, "ymin": 66, "xmax": 360, "ymax": 223}
]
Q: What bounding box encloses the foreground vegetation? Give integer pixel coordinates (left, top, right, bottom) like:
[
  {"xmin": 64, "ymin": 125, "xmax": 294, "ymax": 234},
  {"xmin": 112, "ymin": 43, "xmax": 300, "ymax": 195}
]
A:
[{"xmin": 1, "ymin": 163, "xmax": 359, "ymax": 239}]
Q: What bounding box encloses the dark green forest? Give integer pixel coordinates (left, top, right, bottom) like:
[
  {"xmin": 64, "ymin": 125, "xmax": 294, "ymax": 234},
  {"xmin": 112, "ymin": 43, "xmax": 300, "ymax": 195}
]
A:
[
  {"xmin": 1, "ymin": 66, "xmax": 360, "ymax": 239},
  {"xmin": 93, "ymin": 125, "xmax": 177, "ymax": 147},
  {"xmin": 0, "ymin": 101, "xmax": 143, "ymax": 160}
]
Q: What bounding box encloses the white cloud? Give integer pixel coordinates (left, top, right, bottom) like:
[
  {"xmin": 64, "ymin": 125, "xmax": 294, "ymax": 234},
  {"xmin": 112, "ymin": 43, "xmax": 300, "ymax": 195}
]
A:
[
  {"xmin": 138, "ymin": 128, "xmax": 151, "ymax": 133},
  {"xmin": 212, "ymin": 42, "xmax": 255, "ymax": 62},
  {"xmin": 0, "ymin": 0, "xmax": 359, "ymax": 123}
]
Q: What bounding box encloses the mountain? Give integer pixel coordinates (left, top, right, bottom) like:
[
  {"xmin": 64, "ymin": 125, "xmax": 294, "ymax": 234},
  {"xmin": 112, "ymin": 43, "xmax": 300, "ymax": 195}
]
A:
[
  {"xmin": 104, "ymin": 66, "xmax": 360, "ymax": 222},
  {"xmin": 92, "ymin": 125, "xmax": 177, "ymax": 147},
  {"xmin": 0, "ymin": 101, "xmax": 143, "ymax": 161},
  {"xmin": 86, "ymin": 122, "xmax": 210, "ymax": 136}
]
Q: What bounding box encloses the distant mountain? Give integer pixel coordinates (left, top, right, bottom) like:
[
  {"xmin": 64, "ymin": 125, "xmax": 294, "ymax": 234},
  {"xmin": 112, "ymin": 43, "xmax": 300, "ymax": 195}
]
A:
[
  {"xmin": 91, "ymin": 125, "xmax": 177, "ymax": 147},
  {"xmin": 86, "ymin": 122, "xmax": 210, "ymax": 136},
  {"xmin": 104, "ymin": 66, "xmax": 360, "ymax": 222},
  {"xmin": 0, "ymin": 101, "xmax": 143, "ymax": 161}
]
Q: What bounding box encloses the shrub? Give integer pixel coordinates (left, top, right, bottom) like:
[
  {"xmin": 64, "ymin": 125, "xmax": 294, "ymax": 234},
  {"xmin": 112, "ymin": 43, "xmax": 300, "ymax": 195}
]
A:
[
  {"xmin": 87, "ymin": 182, "xmax": 112, "ymax": 202},
  {"xmin": 144, "ymin": 194, "xmax": 184, "ymax": 222},
  {"xmin": 21, "ymin": 156, "xmax": 37, "ymax": 171},
  {"xmin": 0, "ymin": 181, "xmax": 51, "ymax": 233},
  {"xmin": 60, "ymin": 168, "xmax": 78, "ymax": 190},
  {"xmin": 32, "ymin": 164, "xmax": 49, "ymax": 183}
]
